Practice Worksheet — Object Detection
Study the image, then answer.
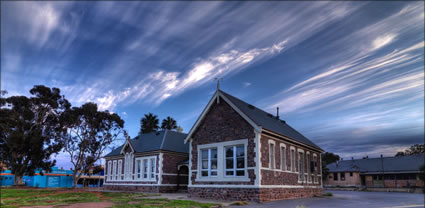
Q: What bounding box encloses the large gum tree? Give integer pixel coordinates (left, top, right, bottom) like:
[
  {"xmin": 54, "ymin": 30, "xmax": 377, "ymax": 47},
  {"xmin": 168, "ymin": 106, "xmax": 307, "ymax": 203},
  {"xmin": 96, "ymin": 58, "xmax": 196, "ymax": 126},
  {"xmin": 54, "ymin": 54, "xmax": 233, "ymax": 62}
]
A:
[
  {"xmin": 0, "ymin": 86, "xmax": 70, "ymax": 185},
  {"xmin": 63, "ymin": 102, "xmax": 124, "ymax": 188}
]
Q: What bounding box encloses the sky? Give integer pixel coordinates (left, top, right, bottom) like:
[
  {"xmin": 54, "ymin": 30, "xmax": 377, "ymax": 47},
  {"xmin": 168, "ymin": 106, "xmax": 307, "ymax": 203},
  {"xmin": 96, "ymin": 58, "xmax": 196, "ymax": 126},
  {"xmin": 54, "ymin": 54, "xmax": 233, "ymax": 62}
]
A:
[{"xmin": 1, "ymin": 1, "xmax": 424, "ymax": 169}]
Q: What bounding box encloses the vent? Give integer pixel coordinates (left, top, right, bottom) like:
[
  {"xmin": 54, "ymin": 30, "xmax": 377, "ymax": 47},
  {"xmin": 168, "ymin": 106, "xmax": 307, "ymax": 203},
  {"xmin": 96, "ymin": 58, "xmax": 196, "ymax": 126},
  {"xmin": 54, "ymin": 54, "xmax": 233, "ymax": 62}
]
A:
[
  {"xmin": 267, "ymin": 113, "xmax": 273, "ymax": 118},
  {"xmin": 155, "ymin": 132, "xmax": 160, "ymax": 136},
  {"xmin": 280, "ymin": 120, "xmax": 286, "ymax": 124},
  {"xmin": 248, "ymin": 104, "xmax": 255, "ymax": 109}
]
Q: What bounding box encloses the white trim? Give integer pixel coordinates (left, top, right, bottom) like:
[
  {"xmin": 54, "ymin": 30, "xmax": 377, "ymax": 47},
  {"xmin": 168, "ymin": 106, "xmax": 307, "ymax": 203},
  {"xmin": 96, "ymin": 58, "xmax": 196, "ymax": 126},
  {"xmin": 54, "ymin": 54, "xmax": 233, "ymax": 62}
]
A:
[
  {"xmin": 196, "ymin": 139, "xmax": 250, "ymax": 182},
  {"xmin": 184, "ymin": 92, "xmax": 219, "ymax": 144},
  {"xmin": 184, "ymin": 91, "xmax": 262, "ymax": 144},
  {"xmin": 254, "ymin": 130, "xmax": 261, "ymax": 186},
  {"xmin": 262, "ymin": 129, "xmax": 323, "ymax": 153},
  {"xmin": 104, "ymin": 183, "xmax": 179, "ymax": 186},
  {"xmin": 188, "ymin": 184, "xmax": 322, "ymax": 188},
  {"xmin": 134, "ymin": 156, "xmax": 157, "ymax": 182},
  {"xmin": 290, "ymin": 146, "xmax": 297, "ymax": 173},
  {"xmin": 261, "ymin": 167, "xmax": 294, "ymax": 173},
  {"xmin": 280, "ymin": 143, "xmax": 287, "ymax": 171},
  {"xmin": 189, "ymin": 140, "xmax": 193, "ymax": 186},
  {"xmin": 158, "ymin": 153, "xmax": 163, "ymax": 185},
  {"xmin": 268, "ymin": 140, "xmax": 276, "ymax": 169},
  {"xmin": 118, "ymin": 160, "xmax": 123, "ymax": 181},
  {"xmin": 160, "ymin": 130, "xmax": 167, "ymax": 149},
  {"xmin": 120, "ymin": 140, "xmax": 135, "ymax": 154}
]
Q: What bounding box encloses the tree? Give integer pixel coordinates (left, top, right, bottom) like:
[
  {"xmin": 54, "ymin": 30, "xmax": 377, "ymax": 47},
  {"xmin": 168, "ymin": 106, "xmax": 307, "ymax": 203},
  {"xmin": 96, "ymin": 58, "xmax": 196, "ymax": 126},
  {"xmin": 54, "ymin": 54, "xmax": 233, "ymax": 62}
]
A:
[
  {"xmin": 140, "ymin": 113, "xmax": 159, "ymax": 133},
  {"xmin": 63, "ymin": 102, "xmax": 124, "ymax": 188},
  {"xmin": 161, "ymin": 116, "xmax": 177, "ymax": 131},
  {"xmin": 0, "ymin": 86, "xmax": 70, "ymax": 185},
  {"xmin": 321, "ymin": 152, "xmax": 340, "ymax": 178},
  {"xmin": 395, "ymin": 144, "xmax": 425, "ymax": 157}
]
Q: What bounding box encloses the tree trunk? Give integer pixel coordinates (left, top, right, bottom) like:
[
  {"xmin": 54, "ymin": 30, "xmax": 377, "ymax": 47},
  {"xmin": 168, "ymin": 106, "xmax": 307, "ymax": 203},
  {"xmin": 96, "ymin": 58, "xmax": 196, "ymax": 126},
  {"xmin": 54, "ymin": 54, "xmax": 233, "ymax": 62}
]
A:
[
  {"xmin": 72, "ymin": 172, "xmax": 78, "ymax": 188},
  {"xmin": 14, "ymin": 175, "xmax": 25, "ymax": 186}
]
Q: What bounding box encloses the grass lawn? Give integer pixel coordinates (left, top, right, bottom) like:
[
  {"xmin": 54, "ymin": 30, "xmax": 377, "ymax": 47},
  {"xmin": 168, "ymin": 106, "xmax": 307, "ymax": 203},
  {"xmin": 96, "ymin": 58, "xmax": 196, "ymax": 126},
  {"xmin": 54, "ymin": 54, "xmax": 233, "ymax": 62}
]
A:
[{"xmin": 0, "ymin": 188, "xmax": 219, "ymax": 208}]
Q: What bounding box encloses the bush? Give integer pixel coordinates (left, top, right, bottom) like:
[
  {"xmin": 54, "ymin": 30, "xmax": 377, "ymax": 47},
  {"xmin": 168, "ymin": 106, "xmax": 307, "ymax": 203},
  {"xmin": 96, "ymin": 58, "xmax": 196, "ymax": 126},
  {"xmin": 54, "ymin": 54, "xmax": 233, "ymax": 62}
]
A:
[{"xmin": 323, "ymin": 192, "xmax": 333, "ymax": 197}]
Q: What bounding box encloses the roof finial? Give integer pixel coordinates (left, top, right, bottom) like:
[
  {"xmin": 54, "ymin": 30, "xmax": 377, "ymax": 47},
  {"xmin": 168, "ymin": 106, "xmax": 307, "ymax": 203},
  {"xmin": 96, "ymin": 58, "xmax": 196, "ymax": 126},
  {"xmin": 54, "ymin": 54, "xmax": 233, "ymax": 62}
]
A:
[{"xmin": 214, "ymin": 77, "xmax": 223, "ymax": 90}]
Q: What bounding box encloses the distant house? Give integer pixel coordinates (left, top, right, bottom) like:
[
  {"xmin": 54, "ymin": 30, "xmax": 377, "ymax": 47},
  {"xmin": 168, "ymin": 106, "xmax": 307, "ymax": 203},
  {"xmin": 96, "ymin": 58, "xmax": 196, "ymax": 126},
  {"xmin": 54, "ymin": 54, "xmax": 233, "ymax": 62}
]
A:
[
  {"xmin": 103, "ymin": 130, "xmax": 189, "ymax": 193},
  {"xmin": 324, "ymin": 154, "xmax": 425, "ymax": 189},
  {"xmin": 184, "ymin": 90, "xmax": 324, "ymax": 202}
]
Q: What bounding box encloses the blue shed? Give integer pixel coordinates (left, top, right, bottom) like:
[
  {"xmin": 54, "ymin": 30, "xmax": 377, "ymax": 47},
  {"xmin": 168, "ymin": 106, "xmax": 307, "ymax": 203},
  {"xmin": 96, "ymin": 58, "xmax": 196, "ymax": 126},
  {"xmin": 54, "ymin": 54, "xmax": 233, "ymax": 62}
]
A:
[{"xmin": 1, "ymin": 167, "xmax": 74, "ymax": 188}]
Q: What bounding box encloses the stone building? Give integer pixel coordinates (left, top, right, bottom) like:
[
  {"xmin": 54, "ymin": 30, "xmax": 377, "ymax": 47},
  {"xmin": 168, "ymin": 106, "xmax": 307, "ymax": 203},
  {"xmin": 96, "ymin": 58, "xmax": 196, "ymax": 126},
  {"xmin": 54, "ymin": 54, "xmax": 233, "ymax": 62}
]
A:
[
  {"xmin": 103, "ymin": 130, "xmax": 189, "ymax": 192},
  {"xmin": 324, "ymin": 154, "xmax": 425, "ymax": 190},
  {"xmin": 184, "ymin": 90, "xmax": 324, "ymax": 202}
]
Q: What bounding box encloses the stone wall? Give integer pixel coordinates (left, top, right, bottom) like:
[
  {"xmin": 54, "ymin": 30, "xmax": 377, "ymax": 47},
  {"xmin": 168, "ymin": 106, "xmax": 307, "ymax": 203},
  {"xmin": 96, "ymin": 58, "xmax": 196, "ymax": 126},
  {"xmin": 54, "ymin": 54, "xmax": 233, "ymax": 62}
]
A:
[{"xmin": 188, "ymin": 187, "xmax": 322, "ymax": 202}]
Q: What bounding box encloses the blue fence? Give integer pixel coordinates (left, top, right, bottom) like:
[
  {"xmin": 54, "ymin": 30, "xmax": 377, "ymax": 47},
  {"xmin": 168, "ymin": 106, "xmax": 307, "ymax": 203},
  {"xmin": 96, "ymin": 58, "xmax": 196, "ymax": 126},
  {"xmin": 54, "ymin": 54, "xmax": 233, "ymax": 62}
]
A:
[{"xmin": 1, "ymin": 167, "xmax": 74, "ymax": 188}]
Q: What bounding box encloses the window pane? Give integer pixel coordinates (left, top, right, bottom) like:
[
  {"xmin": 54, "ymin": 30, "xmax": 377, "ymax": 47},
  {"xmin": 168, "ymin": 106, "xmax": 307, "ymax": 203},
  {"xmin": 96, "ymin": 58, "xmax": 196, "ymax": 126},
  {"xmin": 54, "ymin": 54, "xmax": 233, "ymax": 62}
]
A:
[
  {"xmin": 236, "ymin": 170, "xmax": 245, "ymax": 176},
  {"xmin": 211, "ymin": 149, "xmax": 217, "ymax": 159},
  {"xmin": 236, "ymin": 145, "xmax": 244, "ymax": 157},
  {"xmin": 137, "ymin": 161, "xmax": 141, "ymax": 173},
  {"xmin": 202, "ymin": 150, "xmax": 208, "ymax": 159},
  {"xmin": 226, "ymin": 171, "xmax": 233, "ymax": 176},
  {"xmin": 226, "ymin": 147, "xmax": 233, "ymax": 158},
  {"xmin": 202, "ymin": 160, "xmax": 208, "ymax": 169},
  {"xmin": 211, "ymin": 159, "xmax": 217, "ymax": 169},
  {"xmin": 237, "ymin": 158, "xmax": 244, "ymax": 168},
  {"xmin": 211, "ymin": 171, "xmax": 217, "ymax": 176},
  {"xmin": 226, "ymin": 159, "xmax": 233, "ymax": 169},
  {"xmin": 202, "ymin": 171, "xmax": 208, "ymax": 176}
]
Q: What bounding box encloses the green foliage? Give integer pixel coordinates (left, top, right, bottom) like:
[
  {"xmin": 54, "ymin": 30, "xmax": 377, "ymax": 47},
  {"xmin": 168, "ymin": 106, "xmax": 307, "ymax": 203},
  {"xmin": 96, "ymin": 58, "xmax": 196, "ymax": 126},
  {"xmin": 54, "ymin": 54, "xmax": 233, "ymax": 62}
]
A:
[
  {"xmin": 323, "ymin": 192, "xmax": 333, "ymax": 197},
  {"xmin": 140, "ymin": 113, "xmax": 159, "ymax": 133},
  {"xmin": 63, "ymin": 102, "xmax": 124, "ymax": 187},
  {"xmin": 0, "ymin": 85, "xmax": 70, "ymax": 185},
  {"xmin": 161, "ymin": 116, "xmax": 177, "ymax": 130},
  {"xmin": 321, "ymin": 152, "xmax": 340, "ymax": 177},
  {"xmin": 395, "ymin": 144, "xmax": 425, "ymax": 157}
]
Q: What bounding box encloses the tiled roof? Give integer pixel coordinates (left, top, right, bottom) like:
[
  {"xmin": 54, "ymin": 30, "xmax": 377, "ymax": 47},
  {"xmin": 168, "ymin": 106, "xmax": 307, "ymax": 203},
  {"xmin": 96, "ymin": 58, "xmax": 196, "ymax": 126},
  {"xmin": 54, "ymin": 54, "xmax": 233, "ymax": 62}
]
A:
[
  {"xmin": 327, "ymin": 154, "xmax": 425, "ymax": 173},
  {"xmin": 219, "ymin": 90, "xmax": 322, "ymax": 150},
  {"xmin": 105, "ymin": 130, "xmax": 188, "ymax": 157}
]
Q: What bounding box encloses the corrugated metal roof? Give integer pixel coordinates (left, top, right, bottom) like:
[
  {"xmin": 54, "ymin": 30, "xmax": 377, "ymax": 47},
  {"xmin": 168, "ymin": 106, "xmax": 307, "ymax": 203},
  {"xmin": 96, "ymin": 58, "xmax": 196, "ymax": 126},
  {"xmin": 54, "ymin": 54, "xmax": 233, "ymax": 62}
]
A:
[
  {"xmin": 327, "ymin": 154, "xmax": 425, "ymax": 173},
  {"xmin": 105, "ymin": 130, "xmax": 188, "ymax": 157},
  {"xmin": 219, "ymin": 90, "xmax": 322, "ymax": 150}
]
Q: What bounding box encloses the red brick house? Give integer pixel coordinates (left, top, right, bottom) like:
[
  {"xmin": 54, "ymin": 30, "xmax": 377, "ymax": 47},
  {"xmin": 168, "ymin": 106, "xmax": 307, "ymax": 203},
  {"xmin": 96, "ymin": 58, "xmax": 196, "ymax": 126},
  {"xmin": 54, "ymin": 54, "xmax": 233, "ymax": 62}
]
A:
[
  {"xmin": 103, "ymin": 130, "xmax": 189, "ymax": 193},
  {"xmin": 184, "ymin": 90, "xmax": 324, "ymax": 202}
]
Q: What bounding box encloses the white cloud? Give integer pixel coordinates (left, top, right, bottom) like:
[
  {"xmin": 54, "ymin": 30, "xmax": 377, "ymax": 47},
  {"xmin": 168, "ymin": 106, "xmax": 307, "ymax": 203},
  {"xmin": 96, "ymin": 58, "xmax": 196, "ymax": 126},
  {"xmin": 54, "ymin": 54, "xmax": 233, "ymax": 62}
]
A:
[
  {"xmin": 243, "ymin": 82, "xmax": 252, "ymax": 87},
  {"xmin": 372, "ymin": 33, "xmax": 397, "ymax": 51}
]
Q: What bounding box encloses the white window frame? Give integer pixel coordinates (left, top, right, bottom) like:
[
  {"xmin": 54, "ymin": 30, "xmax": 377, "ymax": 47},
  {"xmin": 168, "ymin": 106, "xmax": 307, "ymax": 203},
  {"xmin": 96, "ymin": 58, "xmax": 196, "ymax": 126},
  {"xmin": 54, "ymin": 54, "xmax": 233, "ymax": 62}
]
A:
[
  {"xmin": 298, "ymin": 149, "xmax": 304, "ymax": 183},
  {"xmin": 196, "ymin": 139, "xmax": 249, "ymax": 182},
  {"xmin": 290, "ymin": 146, "xmax": 296, "ymax": 172},
  {"xmin": 280, "ymin": 143, "xmax": 287, "ymax": 171},
  {"xmin": 135, "ymin": 156, "xmax": 156, "ymax": 181},
  {"xmin": 313, "ymin": 153, "xmax": 319, "ymax": 184},
  {"xmin": 307, "ymin": 152, "xmax": 312, "ymax": 183},
  {"xmin": 200, "ymin": 148, "xmax": 218, "ymax": 177},
  {"xmin": 108, "ymin": 161, "xmax": 112, "ymax": 181},
  {"xmin": 118, "ymin": 160, "xmax": 123, "ymax": 181},
  {"xmin": 124, "ymin": 153, "xmax": 134, "ymax": 180},
  {"xmin": 224, "ymin": 145, "xmax": 246, "ymax": 177},
  {"xmin": 113, "ymin": 160, "xmax": 117, "ymax": 181},
  {"xmin": 268, "ymin": 140, "xmax": 276, "ymax": 169}
]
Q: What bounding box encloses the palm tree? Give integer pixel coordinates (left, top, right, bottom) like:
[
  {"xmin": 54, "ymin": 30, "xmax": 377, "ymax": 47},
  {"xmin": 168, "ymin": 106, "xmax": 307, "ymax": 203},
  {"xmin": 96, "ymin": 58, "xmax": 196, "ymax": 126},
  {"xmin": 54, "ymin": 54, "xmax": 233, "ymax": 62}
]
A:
[
  {"xmin": 161, "ymin": 116, "xmax": 177, "ymax": 131},
  {"xmin": 140, "ymin": 113, "xmax": 159, "ymax": 133}
]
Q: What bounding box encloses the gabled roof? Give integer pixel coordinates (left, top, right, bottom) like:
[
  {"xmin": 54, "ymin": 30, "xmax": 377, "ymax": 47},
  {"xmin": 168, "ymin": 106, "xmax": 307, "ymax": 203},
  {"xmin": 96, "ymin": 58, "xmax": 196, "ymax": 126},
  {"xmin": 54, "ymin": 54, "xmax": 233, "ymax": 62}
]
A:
[
  {"xmin": 105, "ymin": 130, "xmax": 188, "ymax": 157},
  {"xmin": 185, "ymin": 90, "xmax": 322, "ymax": 151},
  {"xmin": 327, "ymin": 154, "xmax": 425, "ymax": 173}
]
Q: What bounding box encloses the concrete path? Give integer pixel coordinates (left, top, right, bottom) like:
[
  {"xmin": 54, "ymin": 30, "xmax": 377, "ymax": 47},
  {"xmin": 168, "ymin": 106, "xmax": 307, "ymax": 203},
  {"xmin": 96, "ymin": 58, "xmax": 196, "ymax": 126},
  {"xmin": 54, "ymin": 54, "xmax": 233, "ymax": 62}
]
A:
[{"xmin": 240, "ymin": 190, "xmax": 425, "ymax": 208}]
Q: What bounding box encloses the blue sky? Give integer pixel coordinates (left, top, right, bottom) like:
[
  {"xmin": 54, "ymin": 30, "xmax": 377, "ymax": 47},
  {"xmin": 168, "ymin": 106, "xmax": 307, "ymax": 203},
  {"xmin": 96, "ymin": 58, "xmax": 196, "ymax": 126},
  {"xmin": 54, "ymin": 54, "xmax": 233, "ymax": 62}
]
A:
[{"xmin": 1, "ymin": 1, "xmax": 424, "ymax": 169}]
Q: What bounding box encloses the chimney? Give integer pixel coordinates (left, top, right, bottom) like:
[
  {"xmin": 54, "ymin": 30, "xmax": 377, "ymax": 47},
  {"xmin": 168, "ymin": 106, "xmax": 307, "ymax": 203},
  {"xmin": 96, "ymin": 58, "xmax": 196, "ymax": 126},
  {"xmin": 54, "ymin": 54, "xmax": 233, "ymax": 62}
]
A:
[
  {"xmin": 380, "ymin": 154, "xmax": 383, "ymax": 158},
  {"xmin": 341, "ymin": 158, "xmax": 343, "ymax": 161},
  {"xmin": 351, "ymin": 157, "xmax": 354, "ymax": 160},
  {"xmin": 276, "ymin": 107, "xmax": 280, "ymax": 119}
]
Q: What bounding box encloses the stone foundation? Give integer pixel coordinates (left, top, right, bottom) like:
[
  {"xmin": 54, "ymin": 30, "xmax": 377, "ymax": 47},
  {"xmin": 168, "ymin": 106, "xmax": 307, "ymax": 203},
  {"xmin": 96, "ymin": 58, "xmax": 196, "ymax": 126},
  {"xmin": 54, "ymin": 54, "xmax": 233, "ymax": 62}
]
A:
[
  {"xmin": 188, "ymin": 187, "xmax": 323, "ymax": 202},
  {"xmin": 103, "ymin": 185, "xmax": 177, "ymax": 193}
]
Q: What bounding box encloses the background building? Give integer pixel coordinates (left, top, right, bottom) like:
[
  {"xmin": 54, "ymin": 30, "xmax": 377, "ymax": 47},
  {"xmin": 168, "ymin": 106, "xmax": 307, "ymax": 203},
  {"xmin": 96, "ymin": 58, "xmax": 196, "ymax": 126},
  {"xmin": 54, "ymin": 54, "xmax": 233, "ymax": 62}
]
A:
[
  {"xmin": 324, "ymin": 154, "xmax": 424, "ymax": 191},
  {"xmin": 0, "ymin": 167, "xmax": 74, "ymax": 188}
]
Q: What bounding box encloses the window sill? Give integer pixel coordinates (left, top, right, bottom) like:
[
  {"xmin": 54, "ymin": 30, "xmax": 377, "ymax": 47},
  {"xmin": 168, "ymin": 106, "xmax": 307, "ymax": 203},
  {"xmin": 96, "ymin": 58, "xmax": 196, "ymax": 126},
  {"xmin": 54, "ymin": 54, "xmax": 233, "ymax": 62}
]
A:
[{"xmin": 195, "ymin": 176, "xmax": 251, "ymax": 182}]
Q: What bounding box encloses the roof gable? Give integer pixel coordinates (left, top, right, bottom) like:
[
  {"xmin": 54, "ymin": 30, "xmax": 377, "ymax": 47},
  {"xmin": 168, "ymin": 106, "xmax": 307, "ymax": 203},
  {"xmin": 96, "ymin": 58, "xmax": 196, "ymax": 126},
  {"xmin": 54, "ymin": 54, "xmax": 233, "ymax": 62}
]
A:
[
  {"xmin": 105, "ymin": 130, "xmax": 188, "ymax": 157},
  {"xmin": 185, "ymin": 90, "xmax": 322, "ymax": 151}
]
